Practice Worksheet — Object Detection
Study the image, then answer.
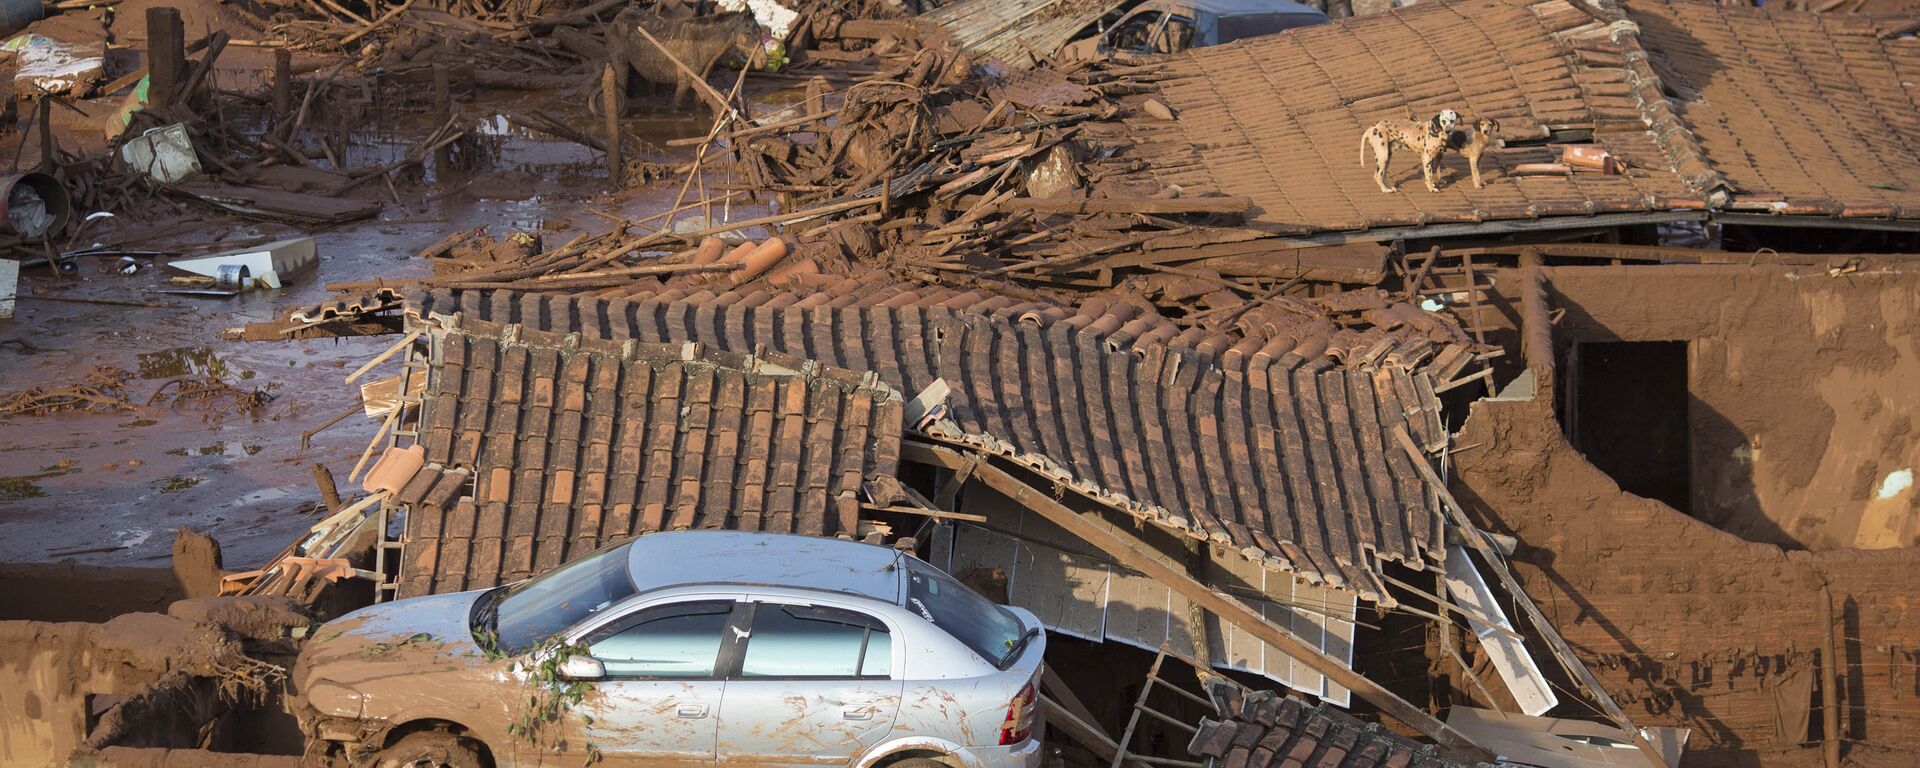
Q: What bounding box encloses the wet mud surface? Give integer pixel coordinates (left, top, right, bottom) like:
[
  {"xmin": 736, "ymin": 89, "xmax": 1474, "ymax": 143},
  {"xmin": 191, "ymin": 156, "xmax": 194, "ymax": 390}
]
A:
[{"xmin": 0, "ymin": 96, "xmax": 782, "ymax": 569}]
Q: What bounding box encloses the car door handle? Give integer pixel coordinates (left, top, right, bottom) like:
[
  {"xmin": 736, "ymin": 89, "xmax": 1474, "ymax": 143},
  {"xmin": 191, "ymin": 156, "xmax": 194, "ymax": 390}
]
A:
[
  {"xmin": 841, "ymin": 706, "xmax": 873, "ymax": 721},
  {"xmin": 677, "ymin": 703, "xmax": 709, "ymax": 719}
]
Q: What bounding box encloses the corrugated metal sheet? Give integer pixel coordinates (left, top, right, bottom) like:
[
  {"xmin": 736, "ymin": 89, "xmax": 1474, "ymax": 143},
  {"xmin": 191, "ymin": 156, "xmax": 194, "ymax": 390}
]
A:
[
  {"xmin": 920, "ymin": 0, "xmax": 1124, "ymax": 66},
  {"xmin": 930, "ymin": 521, "xmax": 1356, "ymax": 705}
]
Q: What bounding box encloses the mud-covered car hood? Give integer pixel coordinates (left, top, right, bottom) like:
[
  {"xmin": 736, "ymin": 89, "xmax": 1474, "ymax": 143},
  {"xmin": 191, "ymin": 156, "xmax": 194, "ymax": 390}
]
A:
[{"xmin": 295, "ymin": 590, "xmax": 491, "ymax": 693}]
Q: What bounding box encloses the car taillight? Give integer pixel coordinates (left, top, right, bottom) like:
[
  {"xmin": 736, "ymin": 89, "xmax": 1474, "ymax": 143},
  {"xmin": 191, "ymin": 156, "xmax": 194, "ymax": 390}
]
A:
[{"xmin": 998, "ymin": 681, "xmax": 1038, "ymax": 745}]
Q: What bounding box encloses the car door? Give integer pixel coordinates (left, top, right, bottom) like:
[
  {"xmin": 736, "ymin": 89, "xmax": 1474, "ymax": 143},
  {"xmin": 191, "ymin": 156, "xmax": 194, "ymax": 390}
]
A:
[
  {"xmin": 571, "ymin": 599, "xmax": 745, "ymax": 767},
  {"xmin": 714, "ymin": 600, "xmax": 904, "ymax": 766}
]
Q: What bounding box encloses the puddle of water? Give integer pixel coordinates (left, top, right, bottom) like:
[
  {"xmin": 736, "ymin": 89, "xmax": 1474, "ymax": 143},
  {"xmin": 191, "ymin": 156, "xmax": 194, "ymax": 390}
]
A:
[
  {"xmin": 137, "ymin": 347, "xmax": 253, "ymax": 381},
  {"xmin": 114, "ymin": 528, "xmax": 153, "ymax": 550},
  {"xmin": 226, "ymin": 487, "xmax": 293, "ymax": 508},
  {"xmin": 163, "ymin": 441, "xmax": 263, "ymax": 458},
  {"xmin": 157, "ymin": 475, "xmax": 203, "ymax": 494}
]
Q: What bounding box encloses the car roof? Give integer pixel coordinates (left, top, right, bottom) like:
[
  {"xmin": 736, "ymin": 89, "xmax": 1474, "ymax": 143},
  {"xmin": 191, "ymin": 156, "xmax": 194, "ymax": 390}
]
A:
[
  {"xmin": 1148, "ymin": 0, "xmax": 1325, "ymax": 16},
  {"xmin": 624, "ymin": 530, "xmax": 905, "ymax": 604}
]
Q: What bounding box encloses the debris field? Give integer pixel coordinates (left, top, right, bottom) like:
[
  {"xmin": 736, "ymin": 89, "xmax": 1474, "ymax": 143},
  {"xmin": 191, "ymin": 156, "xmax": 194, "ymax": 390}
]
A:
[{"xmin": 1, "ymin": 0, "xmax": 1918, "ymax": 766}]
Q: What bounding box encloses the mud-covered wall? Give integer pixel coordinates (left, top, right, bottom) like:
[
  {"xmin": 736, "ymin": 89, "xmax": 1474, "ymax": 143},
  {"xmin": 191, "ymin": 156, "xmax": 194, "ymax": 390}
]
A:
[
  {"xmin": 1452, "ymin": 397, "xmax": 1920, "ymax": 768},
  {"xmin": 0, "ymin": 614, "xmax": 233, "ymax": 767},
  {"xmin": 1543, "ymin": 264, "xmax": 1919, "ymax": 551}
]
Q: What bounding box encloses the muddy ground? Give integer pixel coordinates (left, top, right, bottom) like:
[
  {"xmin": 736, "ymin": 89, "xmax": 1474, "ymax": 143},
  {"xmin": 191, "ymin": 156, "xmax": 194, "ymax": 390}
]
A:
[{"xmin": 0, "ymin": 89, "xmax": 780, "ymax": 572}]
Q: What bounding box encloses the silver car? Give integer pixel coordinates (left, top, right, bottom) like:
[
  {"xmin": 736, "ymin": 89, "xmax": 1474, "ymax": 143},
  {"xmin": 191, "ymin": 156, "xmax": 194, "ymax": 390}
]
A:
[{"xmin": 294, "ymin": 531, "xmax": 1048, "ymax": 768}]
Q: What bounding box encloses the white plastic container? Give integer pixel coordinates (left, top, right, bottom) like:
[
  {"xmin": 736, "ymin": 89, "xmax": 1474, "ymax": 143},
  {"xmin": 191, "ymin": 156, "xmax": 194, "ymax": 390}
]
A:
[{"xmin": 119, "ymin": 123, "xmax": 201, "ymax": 183}]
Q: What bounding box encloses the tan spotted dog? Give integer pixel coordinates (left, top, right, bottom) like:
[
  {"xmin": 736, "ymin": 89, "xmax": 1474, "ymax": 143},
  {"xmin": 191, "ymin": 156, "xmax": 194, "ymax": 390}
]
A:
[
  {"xmin": 1455, "ymin": 116, "xmax": 1500, "ymax": 189},
  {"xmin": 1359, "ymin": 108, "xmax": 1461, "ymax": 193}
]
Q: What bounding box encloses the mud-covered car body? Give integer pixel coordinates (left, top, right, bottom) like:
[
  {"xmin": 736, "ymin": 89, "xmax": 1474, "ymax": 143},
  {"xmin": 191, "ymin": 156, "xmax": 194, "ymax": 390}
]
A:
[{"xmin": 293, "ymin": 531, "xmax": 1047, "ymax": 768}]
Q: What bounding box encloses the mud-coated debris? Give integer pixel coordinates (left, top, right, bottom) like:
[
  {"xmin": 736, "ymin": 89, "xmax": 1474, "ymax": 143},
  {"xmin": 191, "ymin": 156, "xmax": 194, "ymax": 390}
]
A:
[
  {"xmin": 146, "ymin": 376, "xmax": 276, "ymax": 423},
  {"xmin": 0, "ymin": 365, "xmax": 137, "ymax": 415},
  {"xmin": 166, "ymin": 595, "xmax": 313, "ymax": 642}
]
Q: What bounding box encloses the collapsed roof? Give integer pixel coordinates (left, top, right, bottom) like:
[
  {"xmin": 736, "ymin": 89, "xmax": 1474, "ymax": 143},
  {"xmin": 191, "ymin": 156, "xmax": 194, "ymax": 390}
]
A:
[
  {"xmin": 392, "ymin": 282, "xmax": 1456, "ymax": 603},
  {"xmin": 920, "ymin": 0, "xmax": 1124, "ymax": 68}
]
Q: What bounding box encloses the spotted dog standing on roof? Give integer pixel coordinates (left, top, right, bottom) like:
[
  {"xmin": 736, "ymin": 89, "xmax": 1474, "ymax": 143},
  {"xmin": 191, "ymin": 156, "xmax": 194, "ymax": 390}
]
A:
[
  {"xmin": 1359, "ymin": 108, "xmax": 1461, "ymax": 193},
  {"xmin": 1455, "ymin": 116, "xmax": 1501, "ymax": 189}
]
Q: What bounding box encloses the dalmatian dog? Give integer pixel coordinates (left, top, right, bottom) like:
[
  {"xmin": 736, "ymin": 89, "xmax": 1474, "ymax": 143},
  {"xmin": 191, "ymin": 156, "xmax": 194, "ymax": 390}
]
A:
[
  {"xmin": 1359, "ymin": 108, "xmax": 1461, "ymax": 193},
  {"xmin": 1454, "ymin": 116, "xmax": 1501, "ymax": 189}
]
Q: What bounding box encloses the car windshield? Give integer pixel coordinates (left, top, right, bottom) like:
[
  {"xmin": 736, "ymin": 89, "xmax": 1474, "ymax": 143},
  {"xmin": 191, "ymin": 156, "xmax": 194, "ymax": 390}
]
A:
[
  {"xmin": 1217, "ymin": 12, "xmax": 1326, "ymax": 44},
  {"xmin": 484, "ymin": 542, "xmax": 636, "ymax": 654},
  {"xmin": 904, "ymin": 559, "xmax": 1028, "ymax": 668}
]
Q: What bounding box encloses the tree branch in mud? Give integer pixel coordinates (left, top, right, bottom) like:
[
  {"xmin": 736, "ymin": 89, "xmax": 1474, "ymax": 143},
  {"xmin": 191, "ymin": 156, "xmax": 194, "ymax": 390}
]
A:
[{"xmin": 477, "ymin": 629, "xmax": 603, "ymax": 764}]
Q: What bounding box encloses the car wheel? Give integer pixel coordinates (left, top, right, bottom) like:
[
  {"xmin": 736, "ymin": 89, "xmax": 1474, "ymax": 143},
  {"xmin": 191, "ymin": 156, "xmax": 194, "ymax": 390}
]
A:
[
  {"xmin": 372, "ymin": 731, "xmax": 488, "ymax": 768},
  {"xmin": 887, "ymin": 759, "xmax": 953, "ymax": 768}
]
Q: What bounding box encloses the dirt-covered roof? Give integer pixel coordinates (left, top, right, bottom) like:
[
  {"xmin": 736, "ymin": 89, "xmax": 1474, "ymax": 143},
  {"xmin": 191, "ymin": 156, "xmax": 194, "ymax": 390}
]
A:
[
  {"xmin": 402, "ymin": 288, "xmax": 1457, "ymax": 602},
  {"xmin": 1105, "ymin": 0, "xmax": 1707, "ymax": 234},
  {"xmin": 1631, "ymin": 0, "xmax": 1920, "ymax": 218}
]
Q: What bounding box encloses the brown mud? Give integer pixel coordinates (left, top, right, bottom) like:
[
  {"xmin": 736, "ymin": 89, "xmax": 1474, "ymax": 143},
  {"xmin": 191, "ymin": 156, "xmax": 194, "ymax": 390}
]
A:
[
  {"xmin": 1536, "ymin": 264, "xmax": 1919, "ymax": 551},
  {"xmin": 0, "ymin": 92, "xmax": 778, "ymax": 571},
  {"xmin": 1454, "ymin": 393, "xmax": 1920, "ymax": 767}
]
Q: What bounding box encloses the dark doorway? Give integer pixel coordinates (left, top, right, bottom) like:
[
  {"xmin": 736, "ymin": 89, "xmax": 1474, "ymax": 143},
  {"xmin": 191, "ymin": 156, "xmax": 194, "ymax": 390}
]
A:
[{"xmin": 1566, "ymin": 341, "xmax": 1691, "ymax": 512}]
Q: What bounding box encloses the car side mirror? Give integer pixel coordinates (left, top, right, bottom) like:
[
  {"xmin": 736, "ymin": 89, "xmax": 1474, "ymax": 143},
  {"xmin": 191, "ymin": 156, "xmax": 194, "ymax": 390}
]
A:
[{"xmin": 557, "ymin": 655, "xmax": 606, "ymax": 681}]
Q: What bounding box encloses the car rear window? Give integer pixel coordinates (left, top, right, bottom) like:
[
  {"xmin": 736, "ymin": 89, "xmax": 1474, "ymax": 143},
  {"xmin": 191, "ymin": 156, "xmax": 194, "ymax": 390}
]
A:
[
  {"xmin": 1218, "ymin": 12, "xmax": 1326, "ymax": 44},
  {"xmin": 904, "ymin": 560, "xmax": 1025, "ymax": 668}
]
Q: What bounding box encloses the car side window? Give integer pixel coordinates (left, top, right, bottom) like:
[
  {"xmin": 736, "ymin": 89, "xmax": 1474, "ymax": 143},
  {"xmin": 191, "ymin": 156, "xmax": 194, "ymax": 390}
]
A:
[
  {"xmin": 584, "ymin": 600, "xmax": 734, "ymax": 678},
  {"xmin": 1110, "ymin": 11, "xmax": 1163, "ymax": 52},
  {"xmin": 739, "ymin": 604, "xmax": 892, "ymax": 679},
  {"xmin": 1155, "ymin": 15, "xmax": 1195, "ymax": 53}
]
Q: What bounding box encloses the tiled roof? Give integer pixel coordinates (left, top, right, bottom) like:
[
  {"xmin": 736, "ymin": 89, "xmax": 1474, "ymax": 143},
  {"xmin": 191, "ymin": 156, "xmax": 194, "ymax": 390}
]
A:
[
  {"xmin": 919, "ymin": 0, "xmax": 1122, "ymax": 68},
  {"xmin": 394, "ymin": 319, "xmax": 903, "ymax": 598},
  {"xmin": 1631, "ymin": 0, "xmax": 1920, "ymax": 218},
  {"xmin": 1110, "ymin": 0, "xmax": 1705, "ymax": 235},
  {"xmin": 1189, "ymin": 680, "xmax": 1486, "ymax": 768},
  {"xmin": 405, "ymin": 288, "xmax": 1452, "ymax": 602}
]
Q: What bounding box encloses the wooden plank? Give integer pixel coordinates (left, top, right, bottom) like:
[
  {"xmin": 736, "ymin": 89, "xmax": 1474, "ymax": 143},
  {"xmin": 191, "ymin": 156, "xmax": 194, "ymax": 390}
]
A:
[
  {"xmin": 901, "ymin": 440, "xmax": 1495, "ymax": 759},
  {"xmin": 982, "ymin": 196, "xmax": 1254, "ymax": 215}
]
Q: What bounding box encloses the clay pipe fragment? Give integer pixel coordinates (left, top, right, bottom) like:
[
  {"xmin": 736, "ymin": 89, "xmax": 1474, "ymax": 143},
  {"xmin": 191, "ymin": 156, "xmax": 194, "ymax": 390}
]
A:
[
  {"xmin": 689, "ymin": 237, "xmax": 728, "ymax": 265},
  {"xmin": 731, "ymin": 238, "xmax": 790, "ymax": 285}
]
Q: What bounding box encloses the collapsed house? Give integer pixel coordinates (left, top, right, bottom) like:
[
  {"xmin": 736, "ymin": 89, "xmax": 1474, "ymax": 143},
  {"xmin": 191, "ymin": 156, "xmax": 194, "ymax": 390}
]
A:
[
  {"xmin": 153, "ymin": 0, "xmax": 1920, "ymax": 765},
  {"xmin": 362, "ymin": 281, "xmax": 1454, "ymax": 702}
]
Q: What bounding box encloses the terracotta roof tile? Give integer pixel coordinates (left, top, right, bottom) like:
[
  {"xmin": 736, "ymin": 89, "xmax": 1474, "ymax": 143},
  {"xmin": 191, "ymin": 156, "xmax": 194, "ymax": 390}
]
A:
[
  {"xmin": 393, "ymin": 318, "xmax": 904, "ymax": 599},
  {"xmin": 1188, "ymin": 680, "xmax": 1487, "ymax": 768},
  {"xmin": 404, "ymin": 288, "xmax": 1451, "ymax": 603},
  {"xmin": 1632, "ymin": 0, "xmax": 1920, "ymax": 216}
]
